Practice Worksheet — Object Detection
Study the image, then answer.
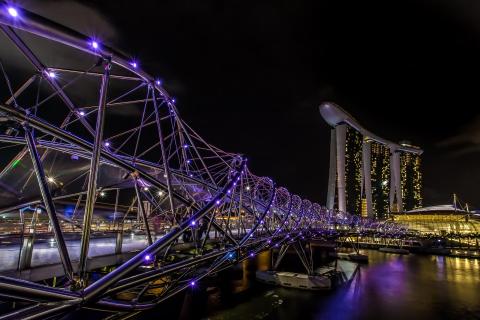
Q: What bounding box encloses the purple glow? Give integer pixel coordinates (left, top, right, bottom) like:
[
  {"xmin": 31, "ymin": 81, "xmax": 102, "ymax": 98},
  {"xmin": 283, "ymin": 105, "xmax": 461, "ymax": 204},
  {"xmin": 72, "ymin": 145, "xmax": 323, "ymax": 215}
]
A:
[
  {"xmin": 79, "ymin": 111, "xmax": 85, "ymax": 116},
  {"xmin": 172, "ymin": 98, "xmax": 176, "ymax": 103},
  {"xmin": 144, "ymin": 255, "xmax": 151, "ymax": 261},
  {"xmin": 156, "ymin": 79, "xmax": 161, "ymax": 85},
  {"xmin": 216, "ymin": 200, "xmax": 221, "ymax": 205},
  {"xmin": 191, "ymin": 220, "xmax": 196, "ymax": 226},
  {"xmin": 47, "ymin": 71, "xmax": 56, "ymax": 78},
  {"xmin": 7, "ymin": 7, "xmax": 18, "ymax": 17},
  {"xmin": 250, "ymin": 252, "xmax": 254, "ymax": 257},
  {"xmin": 190, "ymin": 281, "xmax": 195, "ymax": 286},
  {"xmin": 131, "ymin": 61, "xmax": 138, "ymax": 68},
  {"xmin": 104, "ymin": 142, "xmax": 110, "ymax": 147},
  {"xmin": 187, "ymin": 160, "xmax": 191, "ymax": 164},
  {"xmin": 183, "ymin": 144, "xmax": 189, "ymax": 148},
  {"xmin": 91, "ymin": 41, "xmax": 99, "ymax": 49}
]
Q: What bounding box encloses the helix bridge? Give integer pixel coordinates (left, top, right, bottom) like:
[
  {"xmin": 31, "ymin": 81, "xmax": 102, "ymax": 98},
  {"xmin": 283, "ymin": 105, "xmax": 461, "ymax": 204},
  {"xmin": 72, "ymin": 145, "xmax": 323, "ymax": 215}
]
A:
[{"xmin": 0, "ymin": 3, "xmax": 408, "ymax": 319}]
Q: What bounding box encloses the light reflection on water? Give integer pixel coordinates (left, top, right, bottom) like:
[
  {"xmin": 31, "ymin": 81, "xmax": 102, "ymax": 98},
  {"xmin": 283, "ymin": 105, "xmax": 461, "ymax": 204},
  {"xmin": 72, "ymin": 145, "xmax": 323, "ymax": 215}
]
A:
[{"xmin": 208, "ymin": 250, "xmax": 480, "ymax": 320}]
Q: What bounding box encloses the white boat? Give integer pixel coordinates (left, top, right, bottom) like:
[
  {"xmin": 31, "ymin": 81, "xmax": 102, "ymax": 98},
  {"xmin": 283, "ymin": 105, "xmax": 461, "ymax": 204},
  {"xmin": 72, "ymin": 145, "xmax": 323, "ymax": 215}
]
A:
[
  {"xmin": 256, "ymin": 270, "xmax": 332, "ymax": 290},
  {"xmin": 331, "ymin": 251, "xmax": 369, "ymax": 263}
]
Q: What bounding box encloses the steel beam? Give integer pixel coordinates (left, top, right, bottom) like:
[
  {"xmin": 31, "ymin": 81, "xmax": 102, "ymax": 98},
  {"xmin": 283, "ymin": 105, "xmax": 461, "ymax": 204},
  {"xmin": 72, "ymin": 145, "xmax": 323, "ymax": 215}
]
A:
[
  {"xmin": 134, "ymin": 181, "xmax": 153, "ymax": 245},
  {"xmin": 78, "ymin": 61, "xmax": 110, "ymax": 281},
  {"xmin": 24, "ymin": 126, "xmax": 74, "ymax": 280},
  {"xmin": 151, "ymin": 88, "xmax": 177, "ymax": 223},
  {"xmin": 0, "ymin": 25, "xmax": 95, "ymax": 135}
]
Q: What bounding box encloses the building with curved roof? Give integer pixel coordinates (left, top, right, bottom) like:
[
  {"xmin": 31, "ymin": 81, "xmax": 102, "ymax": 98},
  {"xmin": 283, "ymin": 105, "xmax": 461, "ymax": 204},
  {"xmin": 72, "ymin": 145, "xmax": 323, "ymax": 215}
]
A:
[{"xmin": 319, "ymin": 102, "xmax": 423, "ymax": 218}]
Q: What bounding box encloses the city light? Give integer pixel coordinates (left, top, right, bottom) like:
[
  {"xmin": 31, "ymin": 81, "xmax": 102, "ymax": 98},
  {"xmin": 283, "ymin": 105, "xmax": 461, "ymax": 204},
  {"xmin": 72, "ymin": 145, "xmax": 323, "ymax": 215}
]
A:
[
  {"xmin": 158, "ymin": 191, "xmax": 164, "ymax": 196},
  {"xmin": 7, "ymin": 7, "xmax": 18, "ymax": 17},
  {"xmin": 47, "ymin": 177, "xmax": 55, "ymax": 183}
]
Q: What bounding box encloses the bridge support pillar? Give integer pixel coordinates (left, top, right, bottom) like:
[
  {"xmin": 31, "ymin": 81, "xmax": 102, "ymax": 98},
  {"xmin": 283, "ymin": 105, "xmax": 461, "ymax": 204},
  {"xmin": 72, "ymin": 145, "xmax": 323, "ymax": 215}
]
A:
[
  {"xmin": 115, "ymin": 229, "xmax": 123, "ymax": 255},
  {"xmin": 17, "ymin": 235, "xmax": 34, "ymax": 271},
  {"xmin": 389, "ymin": 148, "xmax": 403, "ymax": 213},
  {"xmin": 335, "ymin": 124, "xmax": 347, "ymax": 213},
  {"xmin": 361, "ymin": 140, "xmax": 373, "ymax": 217}
]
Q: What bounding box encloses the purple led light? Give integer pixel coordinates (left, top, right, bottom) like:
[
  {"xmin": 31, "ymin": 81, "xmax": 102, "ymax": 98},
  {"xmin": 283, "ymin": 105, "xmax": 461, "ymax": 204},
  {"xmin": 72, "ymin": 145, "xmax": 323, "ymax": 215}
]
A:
[
  {"xmin": 79, "ymin": 111, "xmax": 85, "ymax": 116},
  {"xmin": 183, "ymin": 144, "xmax": 188, "ymax": 148},
  {"xmin": 47, "ymin": 71, "xmax": 56, "ymax": 78},
  {"xmin": 7, "ymin": 7, "xmax": 18, "ymax": 17},
  {"xmin": 172, "ymin": 98, "xmax": 176, "ymax": 103},
  {"xmin": 91, "ymin": 41, "xmax": 99, "ymax": 49},
  {"xmin": 104, "ymin": 142, "xmax": 110, "ymax": 147},
  {"xmin": 216, "ymin": 200, "xmax": 221, "ymax": 205},
  {"xmin": 144, "ymin": 255, "xmax": 151, "ymax": 261},
  {"xmin": 156, "ymin": 79, "xmax": 161, "ymax": 85},
  {"xmin": 191, "ymin": 220, "xmax": 196, "ymax": 226},
  {"xmin": 250, "ymin": 253, "xmax": 254, "ymax": 257},
  {"xmin": 190, "ymin": 281, "xmax": 195, "ymax": 286},
  {"xmin": 131, "ymin": 61, "xmax": 138, "ymax": 68}
]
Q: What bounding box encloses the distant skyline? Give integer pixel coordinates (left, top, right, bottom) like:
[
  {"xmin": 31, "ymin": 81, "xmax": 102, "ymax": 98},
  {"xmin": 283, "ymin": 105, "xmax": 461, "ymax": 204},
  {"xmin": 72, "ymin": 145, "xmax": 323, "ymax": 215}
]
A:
[{"xmin": 23, "ymin": 0, "xmax": 480, "ymax": 208}]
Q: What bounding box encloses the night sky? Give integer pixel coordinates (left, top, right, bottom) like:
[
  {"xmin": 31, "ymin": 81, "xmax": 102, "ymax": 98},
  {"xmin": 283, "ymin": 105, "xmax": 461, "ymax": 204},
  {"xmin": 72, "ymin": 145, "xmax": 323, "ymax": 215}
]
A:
[{"xmin": 24, "ymin": 0, "xmax": 480, "ymax": 208}]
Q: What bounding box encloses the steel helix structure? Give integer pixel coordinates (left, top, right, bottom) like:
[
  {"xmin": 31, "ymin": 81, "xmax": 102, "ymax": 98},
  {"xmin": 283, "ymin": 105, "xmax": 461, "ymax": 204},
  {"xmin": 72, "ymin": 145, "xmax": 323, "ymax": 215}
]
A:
[{"xmin": 0, "ymin": 3, "xmax": 408, "ymax": 319}]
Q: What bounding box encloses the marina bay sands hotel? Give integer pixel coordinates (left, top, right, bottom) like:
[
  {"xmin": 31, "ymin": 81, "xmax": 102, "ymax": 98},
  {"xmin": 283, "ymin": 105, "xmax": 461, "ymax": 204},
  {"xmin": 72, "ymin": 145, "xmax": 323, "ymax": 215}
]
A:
[{"xmin": 320, "ymin": 102, "xmax": 423, "ymax": 218}]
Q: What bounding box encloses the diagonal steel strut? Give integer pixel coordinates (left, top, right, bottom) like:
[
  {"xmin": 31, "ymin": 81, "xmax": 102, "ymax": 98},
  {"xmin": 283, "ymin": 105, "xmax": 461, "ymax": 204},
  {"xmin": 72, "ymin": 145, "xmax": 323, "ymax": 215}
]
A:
[{"xmin": 78, "ymin": 61, "xmax": 110, "ymax": 282}]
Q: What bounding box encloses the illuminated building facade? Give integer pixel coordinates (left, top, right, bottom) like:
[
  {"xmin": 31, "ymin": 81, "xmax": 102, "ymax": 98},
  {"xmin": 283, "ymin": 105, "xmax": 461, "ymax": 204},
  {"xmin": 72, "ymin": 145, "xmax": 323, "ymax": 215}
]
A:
[
  {"xmin": 320, "ymin": 102, "xmax": 423, "ymax": 218},
  {"xmin": 370, "ymin": 142, "xmax": 391, "ymax": 218}
]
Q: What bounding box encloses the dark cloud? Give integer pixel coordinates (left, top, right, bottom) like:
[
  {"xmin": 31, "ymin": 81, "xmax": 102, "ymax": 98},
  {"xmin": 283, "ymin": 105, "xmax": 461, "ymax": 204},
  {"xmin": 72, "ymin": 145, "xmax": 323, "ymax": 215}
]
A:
[
  {"xmin": 6, "ymin": 0, "xmax": 479, "ymax": 208},
  {"xmin": 437, "ymin": 115, "xmax": 480, "ymax": 157},
  {"xmin": 23, "ymin": 0, "xmax": 118, "ymax": 44}
]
